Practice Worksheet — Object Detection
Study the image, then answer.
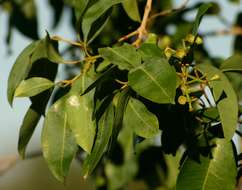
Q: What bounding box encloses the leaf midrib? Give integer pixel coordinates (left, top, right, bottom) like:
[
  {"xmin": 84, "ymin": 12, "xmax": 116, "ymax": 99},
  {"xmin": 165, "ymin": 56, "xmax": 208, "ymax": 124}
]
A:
[
  {"xmin": 139, "ymin": 66, "xmax": 170, "ymax": 100},
  {"xmin": 107, "ymin": 47, "xmax": 133, "ymax": 68},
  {"xmin": 129, "ymin": 100, "xmax": 151, "ymax": 128}
]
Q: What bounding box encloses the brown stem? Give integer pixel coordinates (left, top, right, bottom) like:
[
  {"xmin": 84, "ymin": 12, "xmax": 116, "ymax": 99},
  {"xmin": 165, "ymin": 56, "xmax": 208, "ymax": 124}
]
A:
[{"xmin": 148, "ymin": 0, "xmax": 189, "ymax": 21}]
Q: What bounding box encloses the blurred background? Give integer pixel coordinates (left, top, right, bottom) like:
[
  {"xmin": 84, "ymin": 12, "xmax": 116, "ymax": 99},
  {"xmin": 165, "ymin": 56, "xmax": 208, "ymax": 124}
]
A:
[{"xmin": 0, "ymin": 0, "xmax": 241, "ymax": 189}]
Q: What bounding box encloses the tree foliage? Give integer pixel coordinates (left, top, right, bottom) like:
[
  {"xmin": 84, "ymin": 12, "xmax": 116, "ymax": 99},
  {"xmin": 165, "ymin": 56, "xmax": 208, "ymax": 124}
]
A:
[{"xmin": 2, "ymin": 0, "xmax": 242, "ymax": 189}]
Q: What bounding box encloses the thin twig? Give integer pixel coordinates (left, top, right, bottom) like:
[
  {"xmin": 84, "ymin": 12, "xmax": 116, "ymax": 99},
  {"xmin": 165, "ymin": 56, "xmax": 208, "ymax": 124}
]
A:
[
  {"xmin": 203, "ymin": 26, "xmax": 242, "ymax": 37},
  {"xmin": 148, "ymin": 0, "xmax": 189, "ymax": 21},
  {"xmin": 118, "ymin": 0, "xmax": 153, "ymax": 46}
]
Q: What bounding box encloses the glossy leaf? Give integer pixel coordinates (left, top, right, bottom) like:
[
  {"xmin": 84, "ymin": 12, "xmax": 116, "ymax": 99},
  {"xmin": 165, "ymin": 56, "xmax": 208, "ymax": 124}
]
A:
[
  {"xmin": 18, "ymin": 107, "xmax": 41, "ymax": 158},
  {"xmin": 125, "ymin": 98, "xmax": 160, "ymax": 138},
  {"xmin": 81, "ymin": 0, "xmax": 124, "ymax": 42},
  {"xmin": 66, "ymin": 74, "xmax": 96, "ymax": 153},
  {"xmin": 122, "ymin": 0, "xmax": 141, "ymax": 22},
  {"xmin": 128, "ymin": 58, "xmax": 177, "ymax": 104},
  {"xmin": 192, "ymin": 3, "xmax": 212, "ymax": 35},
  {"xmin": 99, "ymin": 44, "xmax": 141, "ymax": 70},
  {"xmin": 176, "ymin": 140, "xmax": 237, "ymax": 190},
  {"xmin": 14, "ymin": 77, "xmax": 54, "ymax": 98},
  {"xmin": 42, "ymin": 96, "xmax": 78, "ymax": 182},
  {"xmin": 220, "ymin": 54, "xmax": 242, "ymax": 72},
  {"xmin": 197, "ymin": 63, "xmax": 238, "ymax": 140},
  {"xmin": 82, "ymin": 105, "xmax": 114, "ymax": 177},
  {"xmin": 7, "ymin": 41, "xmax": 39, "ymax": 105}
]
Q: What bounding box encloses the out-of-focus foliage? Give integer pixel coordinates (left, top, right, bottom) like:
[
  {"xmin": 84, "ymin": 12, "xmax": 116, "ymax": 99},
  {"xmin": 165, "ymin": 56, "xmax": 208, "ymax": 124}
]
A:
[{"xmin": 2, "ymin": 0, "xmax": 242, "ymax": 189}]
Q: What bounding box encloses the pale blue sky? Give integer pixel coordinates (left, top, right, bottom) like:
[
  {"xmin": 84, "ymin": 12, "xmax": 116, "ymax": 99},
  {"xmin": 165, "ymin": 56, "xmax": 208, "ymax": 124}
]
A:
[{"xmin": 0, "ymin": 0, "xmax": 241, "ymax": 155}]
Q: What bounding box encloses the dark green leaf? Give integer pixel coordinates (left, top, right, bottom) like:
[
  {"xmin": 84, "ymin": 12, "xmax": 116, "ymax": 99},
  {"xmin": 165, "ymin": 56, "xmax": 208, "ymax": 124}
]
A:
[
  {"xmin": 14, "ymin": 77, "xmax": 54, "ymax": 98},
  {"xmin": 42, "ymin": 96, "xmax": 78, "ymax": 182},
  {"xmin": 112, "ymin": 88, "xmax": 130, "ymax": 140},
  {"xmin": 105, "ymin": 122, "xmax": 137, "ymax": 189},
  {"xmin": 82, "ymin": 66, "xmax": 116, "ymax": 95},
  {"xmin": 197, "ymin": 63, "xmax": 238, "ymax": 140},
  {"xmin": 64, "ymin": 0, "xmax": 89, "ymax": 20},
  {"xmin": 122, "ymin": 0, "xmax": 141, "ymax": 22},
  {"xmin": 128, "ymin": 58, "xmax": 177, "ymax": 104},
  {"xmin": 48, "ymin": 0, "xmax": 64, "ymax": 28},
  {"xmin": 192, "ymin": 3, "xmax": 213, "ymax": 35},
  {"xmin": 99, "ymin": 44, "xmax": 141, "ymax": 70},
  {"xmin": 176, "ymin": 140, "xmax": 237, "ymax": 190},
  {"xmin": 10, "ymin": 1, "xmax": 39, "ymax": 40},
  {"xmin": 81, "ymin": 0, "xmax": 124, "ymax": 42},
  {"xmin": 82, "ymin": 105, "xmax": 114, "ymax": 177},
  {"xmin": 18, "ymin": 107, "xmax": 41, "ymax": 158},
  {"xmin": 220, "ymin": 54, "xmax": 242, "ymax": 72},
  {"xmin": 125, "ymin": 98, "xmax": 160, "ymax": 138}
]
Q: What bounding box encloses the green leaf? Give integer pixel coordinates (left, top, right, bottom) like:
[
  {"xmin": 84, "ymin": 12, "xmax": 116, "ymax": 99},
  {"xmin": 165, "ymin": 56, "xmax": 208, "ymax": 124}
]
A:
[
  {"xmin": 125, "ymin": 98, "xmax": 160, "ymax": 138},
  {"xmin": 224, "ymin": 72, "xmax": 242, "ymax": 100},
  {"xmin": 18, "ymin": 107, "xmax": 41, "ymax": 158},
  {"xmin": 220, "ymin": 54, "xmax": 242, "ymax": 72},
  {"xmin": 197, "ymin": 63, "xmax": 238, "ymax": 140},
  {"xmin": 128, "ymin": 58, "xmax": 177, "ymax": 104},
  {"xmin": 82, "ymin": 105, "xmax": 114, "ymax": 177},
  {"xmin": 176, "ymin": 139, "xmax": 237, "ymax": 190},
  {"xmin": 192, "ymin": 3, "xmax": 213, "ymax": 36},
  {"xmin": 7, "ymin": 41, "xmax": 39, "ymax": 105},
  {"xmin": 64, "ymin": 0, "xmax": 90, "ymax": 19},
  {"xmin": 66, "ymin": 74, "xmax": 96, "ymax": 153},
  {"xmin": 138, "ymin": 43, "xmax": 162, "ymax": 62},
  {"xmin": 105, "ymin": 122, "xmax": 137, "ymax": 189},
  {"xmin": 112, "ymin": 88, "xmax": 130, "ymax": 141},
  {"xmin": 99, "ymin": 44, "xmax": 141, "ymax": 70},
  {"xmin": 14, "ymin": 77, "xmax": 54, "ymax": 98},
  {"xmin": 42, "ymin": 97, "xmax": 78, "ymax": 182},
  {"xmin": 122, "ymin": 0, "xmax": 141, "ymax": 22},
  {"xmin": 82, "ymin": 66, "xmax": 116, "ymax": 95},
  {"xmin": 81, "ymin": 0, "xmax": 124, "ymax": 42}
]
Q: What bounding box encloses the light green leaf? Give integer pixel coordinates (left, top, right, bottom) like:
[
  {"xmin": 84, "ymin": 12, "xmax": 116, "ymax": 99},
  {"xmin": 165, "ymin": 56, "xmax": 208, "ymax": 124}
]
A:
[
  {"xmin": 42, "ymin": 97, "xmax": 78, "ymax": 182},
  {"xmin": 197, "ymin": 63, "xmax": 238, "ymax": 140},
  {"xmin": 192, "ymin": 3, "xmax": 212, "ymax": 36},
  {"xmin": 7, "ymin": 41, "xmax": 39, "ymax": 105},
  {"xmin": 82, "ymin": 105, "xmax": 114, "ymax": 177},
  {"xmin": 128, "ymin": 58, "xmax": 177, "ymax": 104},
  {"xmin": 14, "ymin": 77, "xmax": 54, "ymax": 98},
  {"xmin": 66, "ymin": 74, "xmax": 96, "ymax": 153},
  {"xmin": 99, "ymin": 44, "xmax": 141, "ymax": 70},
  {"xmin": 125, "ymin": 98, "xmax": 160, "ymax": 138},
  {"xmin": 82, "ymin": 0, "xmax": 124, "ymax": 42},
  {"xmin": 220, "ymin": 54, "xmax": 242, "ymax": 72},
  {"xmin": 18, "ymin": 107, "xmax": 41, "ymax": 158},
  {"xmin": 176, "ymin": 139, "xmax": 237, "ymax": 190},
  {"xmin": 225, "ymin": 72, "xmax": 242, "ymax": 100},
  {"xmin": 122, "ymin": 0, "xmax": 140, "ymax": 22}
]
